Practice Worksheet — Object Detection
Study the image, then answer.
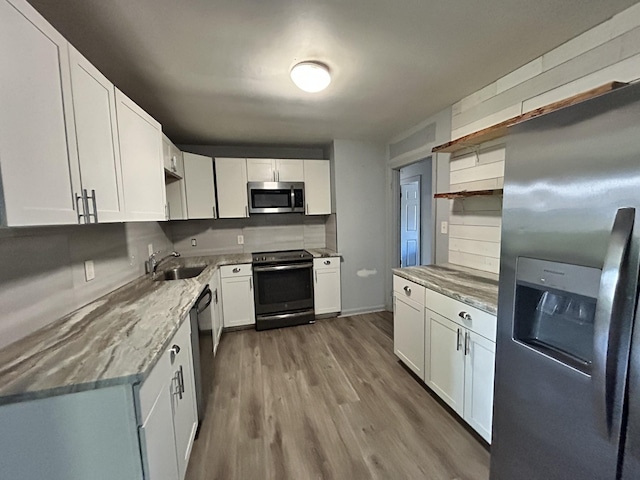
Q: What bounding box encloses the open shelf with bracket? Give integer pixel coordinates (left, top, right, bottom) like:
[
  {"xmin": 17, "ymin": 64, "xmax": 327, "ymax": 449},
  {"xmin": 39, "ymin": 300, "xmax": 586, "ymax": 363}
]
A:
[
  {"xmin": 432, "ymin": 81, "xmax": 627, "ymax": 155},
  {"xmin": 434, "ymin": 188, "xmax": 503, "ymax": 200}
]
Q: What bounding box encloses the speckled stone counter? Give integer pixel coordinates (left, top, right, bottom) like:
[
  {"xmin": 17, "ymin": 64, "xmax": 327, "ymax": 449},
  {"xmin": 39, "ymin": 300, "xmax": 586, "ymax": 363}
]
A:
[
  {"xmin": 0, "ymin": 253, "xmax": 251, "ymax": 406},
  {"xmin": 392, "ymin": 264, "xmax": 499, "ymax": 315},
  {"xmin": 306, "ymin": 248, "xmax": 341, "ymax": 258}
]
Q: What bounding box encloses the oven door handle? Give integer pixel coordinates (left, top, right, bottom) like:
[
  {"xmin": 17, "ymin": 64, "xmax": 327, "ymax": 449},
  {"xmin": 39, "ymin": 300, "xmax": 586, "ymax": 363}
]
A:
[{"xmin": 253, "ymin": 262, "xmax": 313, "ymax": 272}]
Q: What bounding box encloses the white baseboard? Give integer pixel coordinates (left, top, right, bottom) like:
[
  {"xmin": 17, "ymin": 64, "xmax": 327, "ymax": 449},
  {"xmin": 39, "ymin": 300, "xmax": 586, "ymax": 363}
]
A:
[{"xmin": 339, "ymin": 305, "xmax": 387, "ymax": 317}]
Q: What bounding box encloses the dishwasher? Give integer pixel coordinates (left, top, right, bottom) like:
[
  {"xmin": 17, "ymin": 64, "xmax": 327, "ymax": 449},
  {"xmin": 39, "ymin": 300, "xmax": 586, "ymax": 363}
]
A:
[{"xmin": 190, "ymin": 285, "xmax": 212, "ymax": 432}]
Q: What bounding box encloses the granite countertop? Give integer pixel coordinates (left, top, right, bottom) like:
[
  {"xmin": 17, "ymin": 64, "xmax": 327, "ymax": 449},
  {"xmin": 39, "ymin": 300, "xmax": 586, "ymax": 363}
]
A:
[
  {"xmin": 306, "ymin": 248, "xmax": 341, "ymax": 258},
  {"xmin": 392, "ymin": 264, "xmax": 499, "ymax": 315},
  {"xmin": 0, "ymin": 253, "xmax": 251, "ymax": 406}
]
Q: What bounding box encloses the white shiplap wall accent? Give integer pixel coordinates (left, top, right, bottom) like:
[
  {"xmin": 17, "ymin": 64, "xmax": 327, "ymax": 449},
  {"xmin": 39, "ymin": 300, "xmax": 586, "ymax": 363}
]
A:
[{"xmin": 446, "ymin": 1, "xmax": 640, "ymax": 274}]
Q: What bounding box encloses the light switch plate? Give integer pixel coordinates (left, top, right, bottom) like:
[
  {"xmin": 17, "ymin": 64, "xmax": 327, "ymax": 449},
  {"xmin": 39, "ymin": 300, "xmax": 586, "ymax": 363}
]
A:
[
  {"xmin": 191, "ymin": 238, "xmax": 197, "ymax": 247},
  {"xmin": 237, "ymin": 235, "xmax": 244, "ymax": 245},
  {"xmin": 84, "ymin": 260, "xmax": 95, "ymax": 282},
  {"xmin": 147, "ymin": 243, "xmax": 154, "ymax": 256},
  {"xmin": 441, "ymin": 221, "xmax": 448, "ymax": 234}
]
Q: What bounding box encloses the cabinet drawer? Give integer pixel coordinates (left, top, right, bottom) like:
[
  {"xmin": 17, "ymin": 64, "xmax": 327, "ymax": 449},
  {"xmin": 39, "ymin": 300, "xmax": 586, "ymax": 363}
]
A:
[
  {"xmin": 220, "ymin": 263, "xmax": 252, "ymax": 278},
  {"xmin": 393, "ymin": 275, "xmax": 425, "ymax": 306},
  {"xmin": 313, "ymin": 257, "xmax": 339, "ymax": 270},
  {"xmin": 426, "ymin": 289, "xmax": 496, "ymax": 342}
]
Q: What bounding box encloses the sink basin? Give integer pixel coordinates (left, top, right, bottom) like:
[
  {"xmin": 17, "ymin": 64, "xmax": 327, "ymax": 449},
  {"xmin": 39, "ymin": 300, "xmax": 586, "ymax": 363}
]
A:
[{"xmin": 154, "ymin": 265, "xmax": 206, "ymax": 281}]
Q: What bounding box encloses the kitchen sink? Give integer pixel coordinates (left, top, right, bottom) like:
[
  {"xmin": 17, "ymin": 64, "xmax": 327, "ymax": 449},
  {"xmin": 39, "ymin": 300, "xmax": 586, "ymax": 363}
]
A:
[{"xmin": 154, "ymin": 265, "xmax": 206, "ymax": 281}]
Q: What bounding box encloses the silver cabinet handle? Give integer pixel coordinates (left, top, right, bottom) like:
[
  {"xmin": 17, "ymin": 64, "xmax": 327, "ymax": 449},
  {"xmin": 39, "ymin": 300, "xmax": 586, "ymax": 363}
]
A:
[
  {"xmin": 170, "ymin": 344, "xmax": 181, "ymax": 355},
  {"xmin": 324, "ymin": 260, "xmax": 331, "ymax": 265},
  {"xmin": 84, "ymin": 189, "xmax": 98, "ymax": 223},
  {"xmin": 233, "ymin": 267, "xmax": 241, "ymax": 273},
  {"xmin": 403, "ymin": 285, "xmax": 411, "ymax": 295},
  {"xmin": 456, "ymin": 328, "xmax": 462, "ymax": 351},
  {"xmin": 459, "ymin": 311, "xmax": 472, "ymax": 321},
  {"xmin": 213, "ymin": 205, "xmax": 216, "ymax": 218},
  {"xmin": 245, "ymin": 205, "xmax": 249, "ymax": 217},
  {"xmin": 75, "ymin": 192, "xmax": 86, "ymax": 224},
  {"xmin": 250, "ymin": 277, "xmax": 253, "ymax": 290},
  {"xmin": 305, "ymin": 203, "xmax": 309, "ymax": 215},
  {"xmin": 214, "ymin": 288, "xmax": 218, "ymax": 304},
  {"xmin": 315, "ymin": 270, "xmax": 318, "ymax": 283},
  {"xmin": 464, "ymin": 331, "xmax": 470, "ymax": 355}
]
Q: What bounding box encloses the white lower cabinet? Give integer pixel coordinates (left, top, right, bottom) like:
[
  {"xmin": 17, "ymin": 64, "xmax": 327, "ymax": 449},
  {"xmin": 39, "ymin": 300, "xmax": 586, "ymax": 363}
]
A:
[
  {"xmin": 463, "ymin": 331, "xmax": 496, "ymax": 442},
  {"xmin": 393, "ymin": 276, "xmax": 426, "ymax": 380},
  {"xmin": 211, "ymin": 269, "xmax": 223, "ymax": 355},
  {"xmin": 313, "ymin": 257, "xmax": 341, "ymax": 315},
  {"xmin": 220, "ymin": 264, "xmax": 256, "ymax": 327}
]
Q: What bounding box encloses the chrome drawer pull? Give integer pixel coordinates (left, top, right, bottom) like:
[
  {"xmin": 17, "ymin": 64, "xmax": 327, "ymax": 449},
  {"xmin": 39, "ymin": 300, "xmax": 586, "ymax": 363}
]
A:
[
  {"xmin": 459, "ymin": 311, "xmax": 472, "ymax": 321},
  {"xmin": 403, "ymin": 285, "xmax": 411, "ymax": 295},
  {"xmin": 324, "ymin": 260, "xmax": 331, "ymax": 265},
  {"xmin": 170, "ymin": 344, "xmax": 180, "ymax": 355},
  {"xmin": 233, "ymin": 267, "xmax": 241, "ymax": 273},
  {"xmin": 456, "ymin": 328, "xmax": 462, "ymax": 351}
]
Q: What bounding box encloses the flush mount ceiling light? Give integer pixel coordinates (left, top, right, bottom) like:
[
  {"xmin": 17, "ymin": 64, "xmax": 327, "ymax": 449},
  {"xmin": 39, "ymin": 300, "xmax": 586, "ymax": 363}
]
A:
[{"xmin": 290, "ymin": 61, "xmax": 331, "ymax": 93}]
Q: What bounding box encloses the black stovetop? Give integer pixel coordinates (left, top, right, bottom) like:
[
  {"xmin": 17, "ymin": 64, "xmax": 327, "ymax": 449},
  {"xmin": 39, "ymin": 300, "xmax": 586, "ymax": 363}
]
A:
[{"xmin": 252, "ymin": 249, "xmax": 313, "ymax": 265}]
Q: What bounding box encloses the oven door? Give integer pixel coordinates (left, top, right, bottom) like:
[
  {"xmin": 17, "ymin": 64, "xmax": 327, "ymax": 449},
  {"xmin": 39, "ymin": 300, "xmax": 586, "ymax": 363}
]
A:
[{"xmin": 253, "ymin": 262, "xmax": 314, "ymax": 315}]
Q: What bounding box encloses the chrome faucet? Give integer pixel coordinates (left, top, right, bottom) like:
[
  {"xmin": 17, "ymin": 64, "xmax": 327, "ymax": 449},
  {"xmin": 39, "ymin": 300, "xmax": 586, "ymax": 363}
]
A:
[{"xmin": 147, "ymin": 251, "xmax": 180, "ymax": 276}]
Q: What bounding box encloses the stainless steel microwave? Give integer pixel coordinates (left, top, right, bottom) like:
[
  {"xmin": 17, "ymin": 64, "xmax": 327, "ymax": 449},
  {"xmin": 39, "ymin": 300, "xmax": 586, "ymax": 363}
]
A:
[{"xmin": 247, "ymin": 182, "xmax": 305, "ymax": 214}]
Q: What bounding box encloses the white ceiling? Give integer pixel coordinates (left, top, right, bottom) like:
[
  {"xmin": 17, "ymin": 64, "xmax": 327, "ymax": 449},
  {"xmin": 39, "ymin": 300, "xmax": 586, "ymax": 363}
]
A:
[{"xmin": 27, "ymin": 0, "xmax": 638, "ymax": 146}]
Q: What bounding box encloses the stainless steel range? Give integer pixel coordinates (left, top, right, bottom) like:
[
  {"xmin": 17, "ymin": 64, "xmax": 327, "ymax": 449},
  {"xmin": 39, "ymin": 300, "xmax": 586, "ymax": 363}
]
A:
[{"xmin": 252, "ymin": 250, "xmax": 315, "ymax": 330}]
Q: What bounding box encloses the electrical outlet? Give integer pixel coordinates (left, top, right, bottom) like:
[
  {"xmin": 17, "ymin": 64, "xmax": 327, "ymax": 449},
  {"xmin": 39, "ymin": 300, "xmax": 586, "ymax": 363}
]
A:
[
  {"xmin": 84, "ymin": 260, "xmax": 95, "ymax": 282},
  {"xmin": 191, "ymin": 238, "xmax": 197, "ymax": 247},
  {"xmin": 440, "ymin": 221, "xmax": 448, "ymax": 234},
  {"xmin": 147, "ymin": 243, "xmax": 154, "ymax": 256},
  {"xmin": 237, "ymin": 235, "xmax": 244, "ymax": 245}
]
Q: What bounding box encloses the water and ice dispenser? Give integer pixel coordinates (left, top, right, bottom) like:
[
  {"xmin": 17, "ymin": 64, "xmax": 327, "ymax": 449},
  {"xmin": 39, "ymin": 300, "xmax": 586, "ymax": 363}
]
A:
[{"xmin": 513, "ymin": 257, "xmax": 602, "ymax": 374}]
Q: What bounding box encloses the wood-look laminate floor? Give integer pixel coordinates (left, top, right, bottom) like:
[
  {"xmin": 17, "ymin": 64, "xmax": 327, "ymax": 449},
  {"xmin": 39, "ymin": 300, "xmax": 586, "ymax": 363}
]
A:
[{"xmin": 186, "ymin": 312, "xmax": 490, "ymax": 480}]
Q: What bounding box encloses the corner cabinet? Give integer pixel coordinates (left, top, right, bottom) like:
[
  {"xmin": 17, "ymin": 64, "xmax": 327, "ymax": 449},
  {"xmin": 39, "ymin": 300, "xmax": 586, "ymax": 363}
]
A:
[
  {"xmin": 0, "ymin": 0, "xmax": 81, "ymax": 226},
  {"xmin": 393, "ymin": 276, "xmax": 426, "ymax": 380},
  {"xmin": 303, "ymin": 160, "xmax": 332, "ymax": 215},
  {"xmin": 0, "ymin": 317, "xmax": 197, "ymax": 480},
  {"xmin": 115, "ymin": 89, "xmax": 166, "ymax": 221},
  {"xmin": 313, "ymin": 257, "xmax": 342, "ymax": 316},
  {"xmin": 220, "ymin": 264, "xmax": 255, "ymax": 327},
  {"xmin": 215, "ymin": 158, "xmax": 249, "ymax": 218}
]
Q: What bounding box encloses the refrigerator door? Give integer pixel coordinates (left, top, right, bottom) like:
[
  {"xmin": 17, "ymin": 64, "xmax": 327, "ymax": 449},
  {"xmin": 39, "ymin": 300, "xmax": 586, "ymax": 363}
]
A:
[
  {"xmin": 622, "ymin": 300, "xmax": 640, "ymax": 479},
  {"xmin": 491, "ymin": 83, "xmax": 640, "ymax": 480}
]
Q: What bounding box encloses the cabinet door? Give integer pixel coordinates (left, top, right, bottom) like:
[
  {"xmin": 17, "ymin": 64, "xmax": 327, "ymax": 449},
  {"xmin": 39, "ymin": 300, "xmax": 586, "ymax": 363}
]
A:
[
  {"xmin": 221, "ymin": 276, "xmax": 256, "ymax": 327},
  {"xmin": 170, "ymin": 321, "xmax": 198, "ymax": 480},
  {"xmin": 140, "ymin": 381, "xmax": 180, "ymax": 480},
  {"xmin": 183, "ymin": 153, "xmax": 216, "ymax": 219},
  {"xmin": 246, "ymin": 158, "xmax": 275, "ymax": 182},
  {"xmin": 115, "ymin": 89, "xmax": 166, "ymax": 221},
  {"xmin": 0, "ymin": 0, "xmax": 81, "ymax": 226},
  {"xmin": 68, "ymin": 46, "xmax": 124, "ymax": 223},
  {"xmin": 303, "ymin": 160, "xmax": 331, "ymax": 215},
  {"xmin": 275, "ymin": 159, "xmax": 304, "ymax": 182},
  {"xmin": 211, "ymin": 272, "xmax": 223, "ymax": 356},
  {"xmin": 394, "ymin": 295, "xmax": 425, "ymax": 380},
  {"xmin": 215, "ymin": 158, "xmax": 249, "ymax": 218},
  {"xmin": 314, "ymin": 260, "xmax": 341, "ymax": 315},
  {"xmin": 427, "ymin": 310, "xmax": 465, "ymax": 415},
  {"xmin": 463, "ymin": 331, "xmax": 496, "ymax": 443}
]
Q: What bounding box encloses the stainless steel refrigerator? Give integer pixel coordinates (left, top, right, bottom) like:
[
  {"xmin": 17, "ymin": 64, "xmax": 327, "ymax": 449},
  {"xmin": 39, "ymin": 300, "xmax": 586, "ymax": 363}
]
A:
[{"xmin": 491, "ymin": 82, "xmax": 640, "ymax": 479}]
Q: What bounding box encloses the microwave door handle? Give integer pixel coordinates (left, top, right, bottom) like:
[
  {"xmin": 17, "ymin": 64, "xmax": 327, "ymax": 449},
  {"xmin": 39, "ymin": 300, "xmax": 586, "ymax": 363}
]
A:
[
  {"xmin": 593, "ymin": 207, "xmax": 635, "ymax": 438},
  {"xmin": 290, "ymin": 186, "xmax": 295, "ymax": 212}
]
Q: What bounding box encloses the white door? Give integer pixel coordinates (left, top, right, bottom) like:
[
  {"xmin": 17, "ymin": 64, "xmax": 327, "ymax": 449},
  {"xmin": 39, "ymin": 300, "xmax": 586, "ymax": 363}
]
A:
[
  {"xmin": 170, "ymin": 324, "xmax": 198, "ymax": 480},
  {"xmin": 393, "ymin": 295, "xmax": 425, "ymax": 380},
  {"xmin": 464, "ymin": 331, "xmax": 496, "ymax": 443},
  {"xmin": 0, "ymin": 0, "xmax": 81, "ymax": 226},
  {"xmin": 427, "ymin": 310, "xmax": 465, "ymax": 415},
  {"xmin": 215, "ymin": 158, "xmax": 249, "ymax": 218},
  {"xmin": 246, "ymin": 158, "xmax": 275, "ymax": 182},
  {"xmin": 68, "ymin": 46, "xmax": 124, "ymax": 223},
  {"xmin": 314, "ymin": 259, "xmax": 341, "ymax": 315},
  {"xmin": 115, "ymin": 89, "xmax": 166, "ymax": 221},
  {"xmin": 140, "ymin": 382, "xmax": 180, "ymax": 480},
  {"xmin": 183, "ymin": 153, "xmax": 216, "ymax": 219},
  {"xmin": 303, "ymin": 160, "xmax": 331, "ymax": 215},
  {"xmin": 400, "ymin": 177, "xmax": 420, "ymax": 267},
  {"xmin": 275, "ymin": 159, "xmax": 304, "ymax": 182},
  {"xmin": 221, "ymin": 276, "xmax": 256, "ymax": 327}
]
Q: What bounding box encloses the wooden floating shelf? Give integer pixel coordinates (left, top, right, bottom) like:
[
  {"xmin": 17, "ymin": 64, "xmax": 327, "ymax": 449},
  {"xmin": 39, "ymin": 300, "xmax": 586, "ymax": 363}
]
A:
[
  {"xmin": 432, "ymin": 81, "xmax": 628, "ymax": 154},
  {"xmin": 434, "ymin": 188, "xmax": 503, "ymax": 199}
]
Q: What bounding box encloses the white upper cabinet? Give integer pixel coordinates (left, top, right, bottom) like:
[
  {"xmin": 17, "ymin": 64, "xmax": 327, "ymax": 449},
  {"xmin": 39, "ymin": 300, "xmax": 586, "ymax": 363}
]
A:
[
  {"xmin": 303, "ymin": 160, "xmax": 331, "ymax": 215},
  {"xmin": 215, "ymin": 158, "xmax": 249, "ymax": 218},
  {"xmin": 183, "ymin": 153, "xmax": 217, "ymax": 219},
  {"xmin": 163, "ymin": 135, "xmax": 187, "ymax": 220},
  {"xmin": 0, "ymin": 0, "xmax": 81, "ymax": 226},
  {"xmin": 246, "ymin": 159, "xmax": 304, "ymax": 182},
  {"xmin": 115, "ymin": 89, "xmax": 166, "ymax": 221},
  {"xmin": 163, "ymin": 135, "xmax": 184, "ymax": 178},
  {"xmin": 68, "ymin": 46, "xmax": 125, "ymax": 223}
]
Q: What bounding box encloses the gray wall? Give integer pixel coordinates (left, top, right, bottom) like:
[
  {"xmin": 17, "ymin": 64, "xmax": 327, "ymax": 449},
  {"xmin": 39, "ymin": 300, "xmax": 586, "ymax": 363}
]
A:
[
  {"xmin": 400, "ymin": 158, "xmax": 433, "ymax": 265},
  {"xmin": 0, "ymin": 222, "xmax": 173, "ymax": 349},
  {"xmin": 177, "ymin": 144, "xmax": 326, "ymax": 160},
  {"xmin": 332, "ymin": 139, "xmax": 387, "ymax": 315}
]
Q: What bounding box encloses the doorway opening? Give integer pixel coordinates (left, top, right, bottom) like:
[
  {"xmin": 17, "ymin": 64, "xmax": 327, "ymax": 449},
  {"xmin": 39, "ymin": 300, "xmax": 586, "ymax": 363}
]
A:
[{"xmin": 399, "ymin": 157, "xmax": 433, "ymax": 267}]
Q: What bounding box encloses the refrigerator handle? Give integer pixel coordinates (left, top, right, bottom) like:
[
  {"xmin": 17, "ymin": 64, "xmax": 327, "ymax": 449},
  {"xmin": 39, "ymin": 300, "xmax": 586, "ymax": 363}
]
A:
[{"xmin": 593, "ymin": 207, "xmax": 635, "ymax": 437}]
